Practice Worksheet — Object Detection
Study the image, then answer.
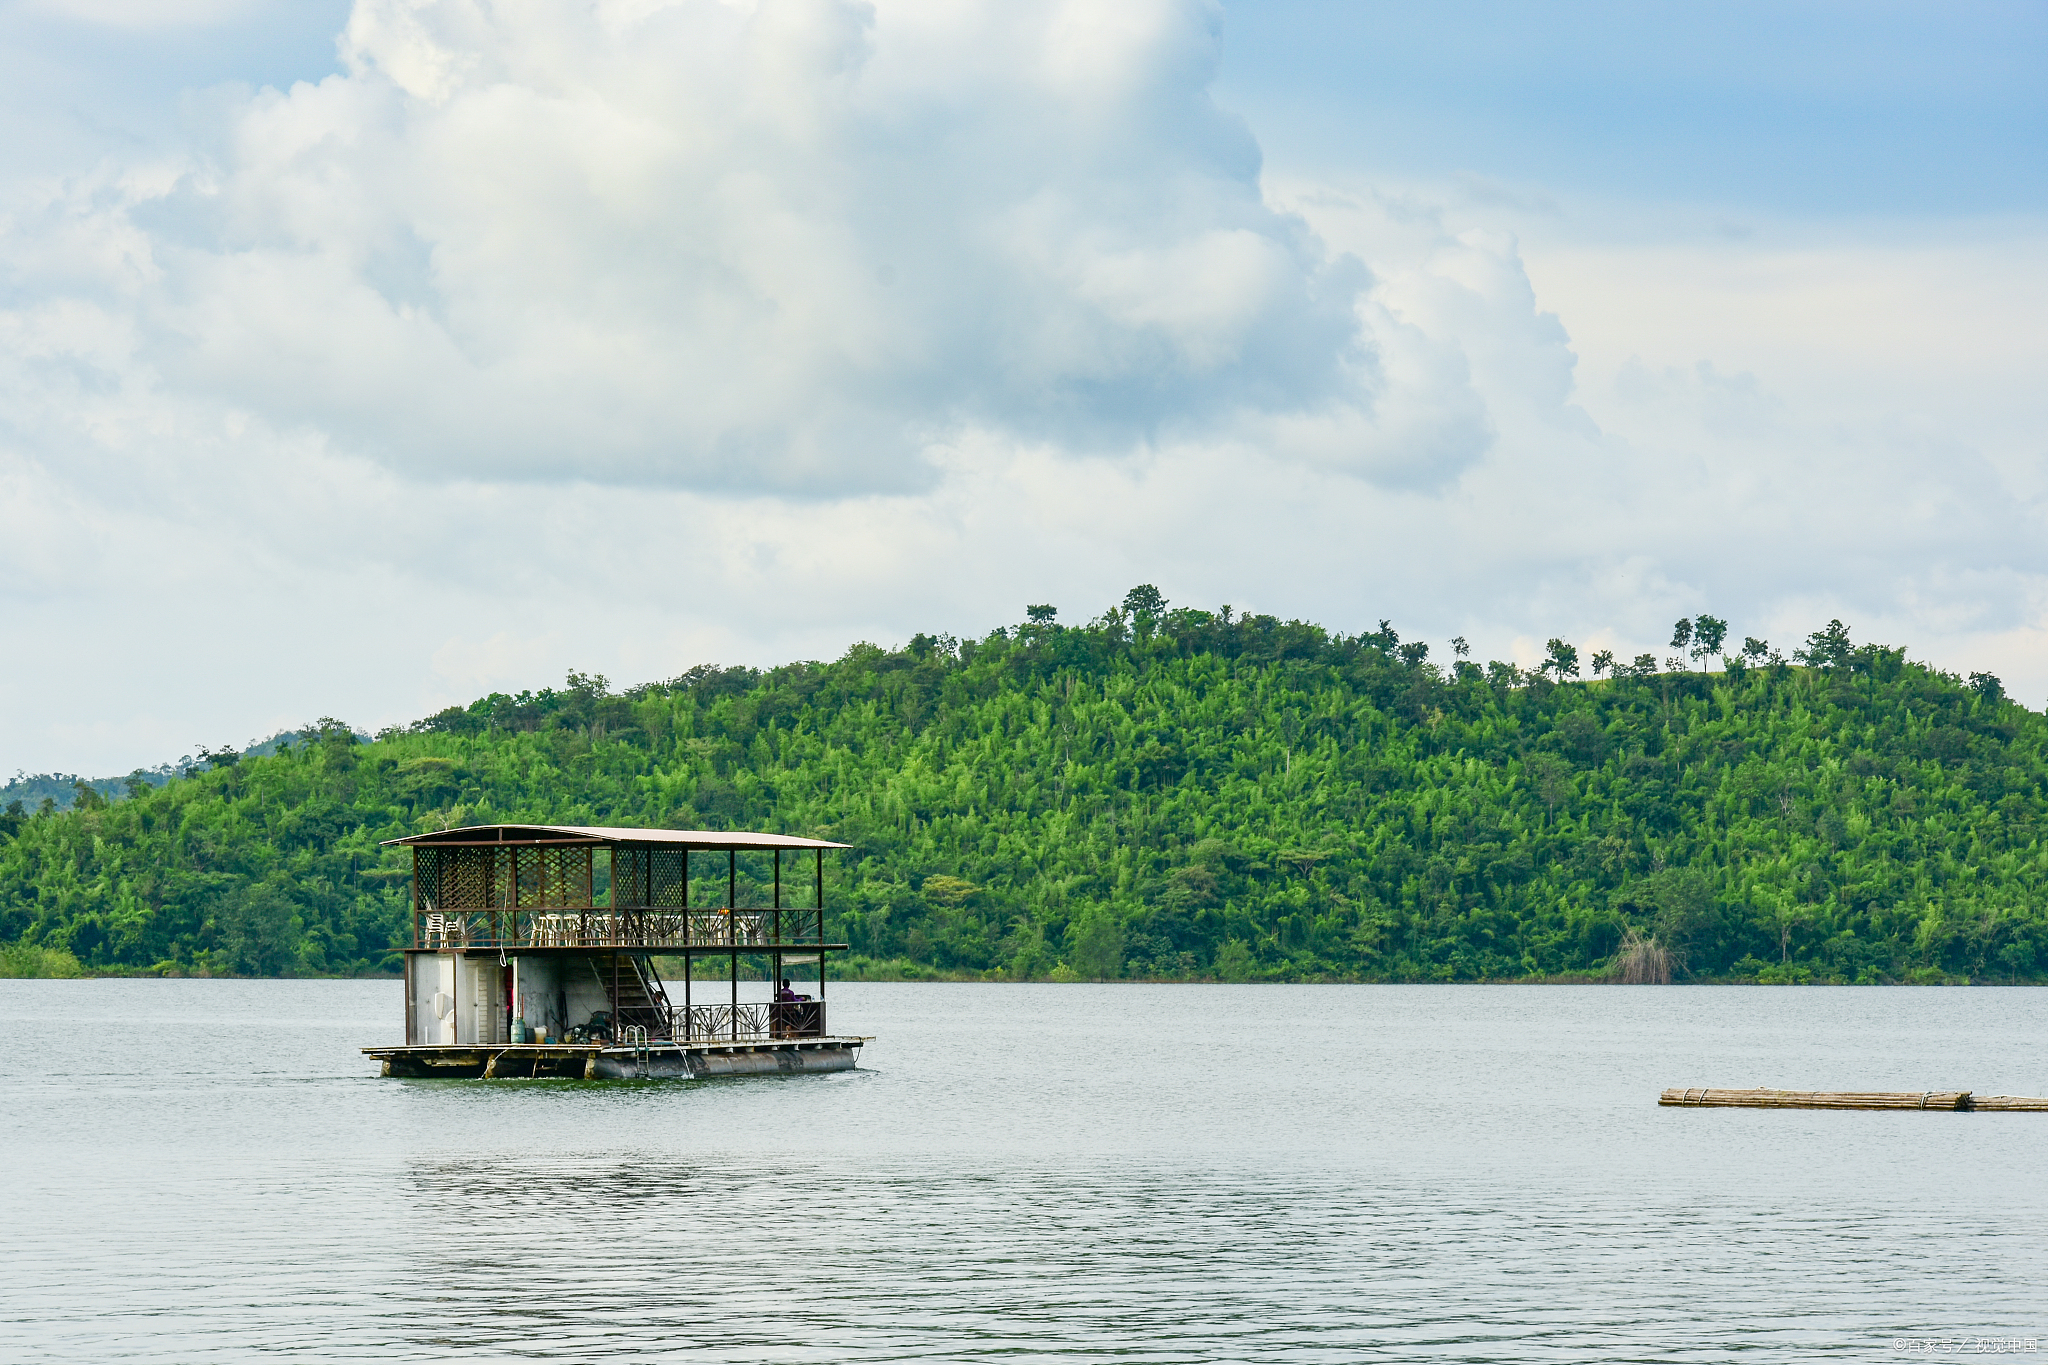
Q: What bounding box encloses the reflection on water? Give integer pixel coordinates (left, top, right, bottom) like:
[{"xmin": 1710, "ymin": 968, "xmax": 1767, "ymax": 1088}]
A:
[{"xmin": 4, "ymin": 980, "xmax": 2046, "ymax": 1361}]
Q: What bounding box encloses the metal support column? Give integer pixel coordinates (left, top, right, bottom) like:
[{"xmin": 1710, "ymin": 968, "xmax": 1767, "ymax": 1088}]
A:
[
  {"xmin": 681, "ymin": 849, "xmax": 691, "ymax": 1039},
  {"xmin": 729, "ymin": 847, "xmax": 738, "ymax": 1041}
]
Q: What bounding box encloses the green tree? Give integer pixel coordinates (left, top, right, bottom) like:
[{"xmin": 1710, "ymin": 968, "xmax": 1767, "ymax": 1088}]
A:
[
  {"xmin": 1796, "ymin": 619, "xmax": 1854, "ymax": 672},
  {"xmin": 1213, "ymin": 940, "xmax": 1256, "ymax": 983},
  {"xmin": 1121, "ymin": 584, "xmax": 1167, "ymax": 618},
  {"xmin": 1527, "ymin": 753, "xmax": 1573, "ymax": 822},
  {"xmin": 1691, "ymin": 615, "xmax": 1728, "ymax": 667},
  {"xmin": 215, "ymin": 881, "xmax": 304, "ymax": 977},
  {"xmin": 1645, "ymin": 869, "xmax": 1718, "ymax": 975},
  {"xmin": 1067, "ymin": 910, "xmax": 1125, "ymax": 981}
]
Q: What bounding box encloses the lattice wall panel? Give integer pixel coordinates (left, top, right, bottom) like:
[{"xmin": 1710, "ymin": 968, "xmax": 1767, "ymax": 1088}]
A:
[
  {"xmin": 563, "ymin": 848, "xmax": 594, "ymax": 906},
  {"xmin": 614, "ymin": 848, "xmax": 648, "ymax": 908},
  {"xmin": 648, "ymin": 849, "xmax": 686, "ymax": 908},
  {"xmin": 454, "ymin": 848, "xmax": 501, "ymax": 909},
  {"xmin": 412, "ymin": 848, "xmax": 438, "ymax": 912},
  {"xmin": 418, "ymin": 847, "xmax": 513, "ymax": 910},
  {"xmin": 513, "ymin": 846, "xmax": 593, "ymax": 908},
  {"xmin": 515, "ymin": 848, "xmax": 544, "ymax": 907},
  {"xmin": 611, "ymin": 847, "xmax": 686, "ymax": 908}
]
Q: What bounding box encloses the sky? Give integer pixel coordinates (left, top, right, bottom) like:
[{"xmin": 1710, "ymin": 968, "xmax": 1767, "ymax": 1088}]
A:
[{"xmin": 1, "ymin": 0, "xmax": 2043, "ymax": 777}]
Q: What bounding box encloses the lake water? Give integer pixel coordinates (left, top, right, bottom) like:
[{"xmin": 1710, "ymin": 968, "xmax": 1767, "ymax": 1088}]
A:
[{"xmin": 2, "ymin": 980, "xmax": 2044, "ymax": 1362}]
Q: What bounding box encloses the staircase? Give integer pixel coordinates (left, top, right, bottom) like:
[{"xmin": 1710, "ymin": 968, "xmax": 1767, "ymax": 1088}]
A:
[{"xmin": 593, "ymin": 954, "xmax": 674, "ymax": 1039}]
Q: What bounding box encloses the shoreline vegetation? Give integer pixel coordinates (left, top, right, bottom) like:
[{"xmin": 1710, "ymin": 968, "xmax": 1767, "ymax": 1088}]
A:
[
  {"xmin": 0, "ymin": 956, "xmax": 1991, "ymax": 986},
  {"xmin": 3, "ymin": 593, "xmax": 2044, "ymax": 986}
]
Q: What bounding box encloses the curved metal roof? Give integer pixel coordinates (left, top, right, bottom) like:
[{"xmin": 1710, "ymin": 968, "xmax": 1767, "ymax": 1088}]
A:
[{"xmin": 381, "ymin": 824, "xmax": 849, "ymax": 850}]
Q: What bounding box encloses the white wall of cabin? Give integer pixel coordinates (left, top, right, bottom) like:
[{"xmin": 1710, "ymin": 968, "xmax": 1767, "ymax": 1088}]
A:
[
  {"xmin": 406, "ymin": 952, "xmax": 683, "ymax": 1045},
  {"xmin": 455, "ymin": 957, "xmax": 506, "ymax": 1045},
  {"xmin": 409, "ymin": 954, "xmax": 457, "ymax": 1045}
]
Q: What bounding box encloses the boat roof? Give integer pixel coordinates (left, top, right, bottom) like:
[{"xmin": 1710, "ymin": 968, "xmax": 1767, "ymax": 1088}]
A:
[{"xmin": 382, "ymin": 824, "xmax": 849, "ymax": 850}]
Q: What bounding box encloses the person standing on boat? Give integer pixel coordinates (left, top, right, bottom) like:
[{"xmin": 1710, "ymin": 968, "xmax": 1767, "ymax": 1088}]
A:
[{"xmin": 776, "ymin": 979, "xmax": 810, "ymax": 1002}]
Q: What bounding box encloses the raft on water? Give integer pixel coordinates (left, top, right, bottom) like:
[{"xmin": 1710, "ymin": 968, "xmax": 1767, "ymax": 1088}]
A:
[
  {"xmin": 1661, "ymin": 1088, "xmax": 2048, "ymax": 1111},
  {"xmin": 362, "ymin": 824, "xmax": 869, "ymax": 1081}
]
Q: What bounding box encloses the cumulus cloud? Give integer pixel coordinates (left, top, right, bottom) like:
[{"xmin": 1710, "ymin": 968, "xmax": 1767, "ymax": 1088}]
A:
[
  {"xmin": 3, "ymin": 0, "xmax": 2046, "ymax": 777},
  {"xmin": 2, "ymin": 0, "xmax": 1498, "ymax": 494}
]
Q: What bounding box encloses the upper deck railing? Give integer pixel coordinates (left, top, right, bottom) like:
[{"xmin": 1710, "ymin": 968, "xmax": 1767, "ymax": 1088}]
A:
[
  {"xmin": 402, "ymin": 830, "xmax": 842, "ymax": 953},
  {"xmin": 414, "ymin": 906, "xmax": 827, "ymax": 952}
]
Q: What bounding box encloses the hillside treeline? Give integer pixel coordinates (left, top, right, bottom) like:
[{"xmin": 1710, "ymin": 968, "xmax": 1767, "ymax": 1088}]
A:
[{"xmin": 2, "ymin": 598, "xmax": 2043, "ymax": 984}]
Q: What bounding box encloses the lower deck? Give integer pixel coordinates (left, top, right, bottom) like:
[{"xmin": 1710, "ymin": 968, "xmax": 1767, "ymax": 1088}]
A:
[{"xmin": 365, "ymin": 1036, "xmax": 865, "ymax": 1080}]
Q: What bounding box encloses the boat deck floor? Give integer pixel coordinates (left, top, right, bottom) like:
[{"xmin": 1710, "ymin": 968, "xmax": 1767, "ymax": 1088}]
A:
[{"xmin": 365, "ymin": 1037, "xmax": 868, "ymax": 1080}]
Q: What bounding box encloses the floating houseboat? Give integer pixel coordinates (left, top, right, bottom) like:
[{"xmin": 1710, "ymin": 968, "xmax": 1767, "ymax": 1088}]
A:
[{"xmin": 362, "ymin": 825, "xmax": 864, "ymax": 1079}]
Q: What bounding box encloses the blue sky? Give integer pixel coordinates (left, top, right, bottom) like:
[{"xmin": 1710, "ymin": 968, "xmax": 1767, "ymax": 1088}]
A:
[
  {"xmin": 1220, "ymin": 1, "xmax": 2048, "ymax": 215},
  {"xmin": 10, "ymin": 1, "xmax": 2039, "ymax": 209},
  {"xmin": 0, "ymin": 0, "xmax": 2042, "ymax": 775}
]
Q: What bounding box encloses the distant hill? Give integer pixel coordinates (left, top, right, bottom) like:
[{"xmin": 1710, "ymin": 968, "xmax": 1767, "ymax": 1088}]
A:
[
  {"xmin": 0, "ymin": 771, "xmax": 152, "ymax": 812},
  {"xmin": 1, "ymin": 600, "xmax": 2042, "ymax": 983},
  {"xmin": 1, "ymin": 728, "xmax": 360, "ymax": 814}
]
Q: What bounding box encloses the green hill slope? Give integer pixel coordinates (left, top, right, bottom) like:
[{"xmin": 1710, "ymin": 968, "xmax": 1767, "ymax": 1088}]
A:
[{"xmin": 3, "ymin": 604, "xmax": 2043, "ymax": 983}]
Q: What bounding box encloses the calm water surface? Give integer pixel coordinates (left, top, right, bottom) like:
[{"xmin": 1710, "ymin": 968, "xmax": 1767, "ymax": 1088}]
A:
[{"xmin": 3, "ymin": 981, "xmax": 2044, "ymax": 1361}]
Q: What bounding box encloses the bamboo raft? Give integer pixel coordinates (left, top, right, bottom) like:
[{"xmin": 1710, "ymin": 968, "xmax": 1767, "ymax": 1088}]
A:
[{"xmin": 1661, "ymin": 1088, "xmax": 2048, "ymax": 1111}]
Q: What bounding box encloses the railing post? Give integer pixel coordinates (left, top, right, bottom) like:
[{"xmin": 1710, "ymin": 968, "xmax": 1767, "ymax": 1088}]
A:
[
  {"xmin": 729, "ymin": 848, "xmax": 738, "ymax": 1041},
  {"xmin": 772, "ymin": 848, "xmax": 782, "ymax": 1025}
]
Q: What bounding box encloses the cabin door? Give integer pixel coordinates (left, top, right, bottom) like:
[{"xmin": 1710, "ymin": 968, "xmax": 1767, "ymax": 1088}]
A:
[
  {"xmin": 432, "ymin": 956, "xmax": 456, "ymax": 1043},
  {"xmin": 455, "ymin": 958, "xmax": 507, "ymax": 1045},
  {"xmin": 410, "ymin": 956, "xmax": 457, "ymax": 1045}
]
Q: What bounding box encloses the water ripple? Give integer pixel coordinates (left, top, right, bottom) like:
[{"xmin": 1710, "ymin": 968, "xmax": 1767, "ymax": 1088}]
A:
[{"xmin": 5, "ymin": 980, "xmax": 2046, "ymax": 1362}]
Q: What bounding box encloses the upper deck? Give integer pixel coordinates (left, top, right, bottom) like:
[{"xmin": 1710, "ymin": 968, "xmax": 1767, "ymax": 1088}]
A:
[{"xmin": 384, "ymin": 824, "xmax": 851, "ymax": 954}]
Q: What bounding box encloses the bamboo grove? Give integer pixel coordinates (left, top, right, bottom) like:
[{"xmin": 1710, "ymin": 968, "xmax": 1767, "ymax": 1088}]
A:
[{"xmin": 2, "ymin": 599, "xmax": 2044, "ymax": 983}]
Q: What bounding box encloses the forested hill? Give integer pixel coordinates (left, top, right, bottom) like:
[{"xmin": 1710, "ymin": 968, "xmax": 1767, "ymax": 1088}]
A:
[{"xmin": 2, "ymin": 601, "xmax": 2044, "ymax": 984}]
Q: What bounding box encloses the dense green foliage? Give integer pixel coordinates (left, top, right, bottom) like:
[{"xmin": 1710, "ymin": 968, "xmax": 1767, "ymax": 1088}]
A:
[
  {"xmin": 0, "ymin": 771, "xmax": 142, "ymax": 813},
  {"xmin": 3, "ymin": 602, "xmax": 2044, "ymax": 983},
  {"xmin": 1, "ymin": 728, "xmax": 309, "ymax": 815}
]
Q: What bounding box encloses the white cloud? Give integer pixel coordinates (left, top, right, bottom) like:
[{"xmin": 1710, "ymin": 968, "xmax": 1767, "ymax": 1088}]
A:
[
  {"xmin": 2, "ymin": 1, "xmax": 2047, "ymax": 777},
  {"xmin": 8, "ymin": 0, "xmax": 1484, "ymax": 497}
]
